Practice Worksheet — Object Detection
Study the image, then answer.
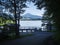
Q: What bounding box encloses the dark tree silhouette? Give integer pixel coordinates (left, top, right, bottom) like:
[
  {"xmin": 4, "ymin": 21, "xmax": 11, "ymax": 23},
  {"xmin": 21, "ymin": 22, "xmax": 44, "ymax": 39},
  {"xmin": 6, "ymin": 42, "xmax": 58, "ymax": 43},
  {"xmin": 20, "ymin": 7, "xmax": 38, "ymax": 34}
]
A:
[
  {"xmin": 0, "ymin": 0, "xmax": 27, "ymax": 37},
  {"xmin": 34, "ymin": 0, "xmax": 60, "ymax": 41}
]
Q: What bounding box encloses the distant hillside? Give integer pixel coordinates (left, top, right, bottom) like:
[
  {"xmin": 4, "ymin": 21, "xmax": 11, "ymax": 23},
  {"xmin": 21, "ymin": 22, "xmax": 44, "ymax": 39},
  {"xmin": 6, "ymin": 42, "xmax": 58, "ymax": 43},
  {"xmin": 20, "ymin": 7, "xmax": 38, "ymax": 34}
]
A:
[{"xmin": 21, "ymin": 13, "xmax": 42, "ymax": 20}]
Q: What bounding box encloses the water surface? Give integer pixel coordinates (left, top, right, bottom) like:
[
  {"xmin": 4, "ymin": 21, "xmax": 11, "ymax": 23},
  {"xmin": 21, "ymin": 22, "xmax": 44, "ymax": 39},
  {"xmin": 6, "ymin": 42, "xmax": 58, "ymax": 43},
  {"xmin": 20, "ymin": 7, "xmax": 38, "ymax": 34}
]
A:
[{"xmin": 20, "ymin": 20, "xmax": 42, "ymax": 27}]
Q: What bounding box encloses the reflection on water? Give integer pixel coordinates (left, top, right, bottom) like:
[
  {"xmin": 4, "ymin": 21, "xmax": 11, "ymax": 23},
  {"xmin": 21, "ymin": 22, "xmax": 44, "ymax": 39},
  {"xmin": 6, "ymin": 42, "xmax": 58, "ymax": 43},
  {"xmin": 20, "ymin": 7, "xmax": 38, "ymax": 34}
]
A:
[
  {"xmin": 19, "ymin": 30, "xmax": 34, "ymax": 32},
  {"xmin": 23, "ymin": 30, "xmax": 26, "ymax": 32},
  {"xmin": 20, "ymin": 20, "xmax": 42, "ymax": 33}
]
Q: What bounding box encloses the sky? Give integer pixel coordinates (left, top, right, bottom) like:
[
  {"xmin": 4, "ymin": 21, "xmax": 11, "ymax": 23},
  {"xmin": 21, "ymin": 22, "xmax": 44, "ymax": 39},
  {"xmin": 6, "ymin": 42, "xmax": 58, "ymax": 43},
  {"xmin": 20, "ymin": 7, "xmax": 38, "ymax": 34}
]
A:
[{"xmin": 22, "ymin": 2, "xmax": 45, "ymax": 16}]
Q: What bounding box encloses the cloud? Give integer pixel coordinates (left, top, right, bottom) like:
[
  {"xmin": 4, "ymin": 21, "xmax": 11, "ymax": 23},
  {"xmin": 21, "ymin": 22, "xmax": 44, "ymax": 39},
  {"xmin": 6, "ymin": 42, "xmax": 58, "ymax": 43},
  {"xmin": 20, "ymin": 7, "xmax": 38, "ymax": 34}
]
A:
[{"xmin": 22, "ymin": 1, "xmax": 45, "ymax": 17}]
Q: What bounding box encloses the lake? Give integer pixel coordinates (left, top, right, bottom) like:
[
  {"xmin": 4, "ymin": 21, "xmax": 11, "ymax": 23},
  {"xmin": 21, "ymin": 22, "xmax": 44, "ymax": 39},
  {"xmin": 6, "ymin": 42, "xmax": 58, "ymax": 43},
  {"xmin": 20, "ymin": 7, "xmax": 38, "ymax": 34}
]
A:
[
  {"xmin": 20, "ymin": 20, "xmax": 42, "ymax": 33},
  {"xmin": 20, "ymin": 20, "xmax": 42, "ymax": 27}
]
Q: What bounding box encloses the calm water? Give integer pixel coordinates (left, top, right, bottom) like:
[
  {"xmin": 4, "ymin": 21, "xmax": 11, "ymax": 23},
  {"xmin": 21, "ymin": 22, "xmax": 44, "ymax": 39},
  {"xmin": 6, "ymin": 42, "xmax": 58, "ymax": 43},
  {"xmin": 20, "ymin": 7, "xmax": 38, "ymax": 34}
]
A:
[
  {"xmin": 20, "ymin": 20, "xmax": 42, "ymax": 33},
  {"xmin": 20, "ymin": 20, "xmax": 42, "ymax": 27}
]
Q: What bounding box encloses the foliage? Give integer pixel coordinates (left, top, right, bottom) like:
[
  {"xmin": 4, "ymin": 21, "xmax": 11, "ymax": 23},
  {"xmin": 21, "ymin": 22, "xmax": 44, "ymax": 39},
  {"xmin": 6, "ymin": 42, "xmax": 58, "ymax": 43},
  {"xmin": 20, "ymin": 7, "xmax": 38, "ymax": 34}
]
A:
[
  {"xmin": 0, "ymin": 13, "xmax": 14, "ymax": 25},
  {"xmin": 0, "ymin": 0, "xmax": 28, "ymax": 37},
  {"xmin": 34, "ymin": 0, "xmax": 60, "ymax": 42}
]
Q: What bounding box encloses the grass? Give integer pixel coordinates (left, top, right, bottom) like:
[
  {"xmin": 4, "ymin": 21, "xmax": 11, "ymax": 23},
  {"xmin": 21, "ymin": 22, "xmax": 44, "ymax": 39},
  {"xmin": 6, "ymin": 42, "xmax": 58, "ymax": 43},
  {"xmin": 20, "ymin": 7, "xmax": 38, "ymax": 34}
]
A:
[
  {"xmin": 43, "ymin": 30, "xmax": 60, "ymax": 45},
  {"xmin": 0, "ymin": 33, "xmax": 33, "ymax": 42},
  {"xmin": 47, "ymin": 30, "xmax": 57, "ymax": 32},
  {"xmin": 20, "ymin": 34, "xmax": 33, "ymax": 38}
]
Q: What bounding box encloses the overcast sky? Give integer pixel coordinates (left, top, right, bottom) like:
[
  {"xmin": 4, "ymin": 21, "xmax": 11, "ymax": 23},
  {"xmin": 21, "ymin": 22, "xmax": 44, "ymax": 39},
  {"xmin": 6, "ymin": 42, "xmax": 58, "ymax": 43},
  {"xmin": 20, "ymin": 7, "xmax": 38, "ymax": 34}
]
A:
[{"xmin": 22, "ymin": 2, "xmax": 45, "ymax": 16}]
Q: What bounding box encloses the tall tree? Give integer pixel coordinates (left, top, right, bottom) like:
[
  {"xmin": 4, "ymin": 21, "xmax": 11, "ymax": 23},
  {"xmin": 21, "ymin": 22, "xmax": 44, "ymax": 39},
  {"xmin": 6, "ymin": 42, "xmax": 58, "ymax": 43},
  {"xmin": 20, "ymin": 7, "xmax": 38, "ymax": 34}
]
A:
[
  {"xmin": 0, "ymin": 0, "xmax": 27, "ymax": 37},
  {"xmin": 12, "ymin": 0, "xmax": 27, "ymax": 37},
  {"xmin": 34, "ymin": 0, "xmax": 60, "ymax": 41}
]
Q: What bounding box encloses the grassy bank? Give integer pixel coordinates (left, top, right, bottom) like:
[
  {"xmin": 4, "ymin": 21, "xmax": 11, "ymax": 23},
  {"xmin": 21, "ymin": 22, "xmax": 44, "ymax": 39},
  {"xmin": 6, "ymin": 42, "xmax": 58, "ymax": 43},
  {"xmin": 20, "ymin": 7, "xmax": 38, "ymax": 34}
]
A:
[{"xmin": 0, "ymin": 33, "xmax": 33, "ymax": 42}]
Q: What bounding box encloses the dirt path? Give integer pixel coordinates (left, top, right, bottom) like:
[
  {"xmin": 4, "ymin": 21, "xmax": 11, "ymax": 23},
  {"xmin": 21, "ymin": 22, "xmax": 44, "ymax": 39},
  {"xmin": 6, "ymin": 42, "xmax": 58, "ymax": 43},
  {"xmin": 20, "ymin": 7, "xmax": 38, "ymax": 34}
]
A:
[{"xmin": 0, "ymin": 32, "xmax": 54, "ymax": 45}]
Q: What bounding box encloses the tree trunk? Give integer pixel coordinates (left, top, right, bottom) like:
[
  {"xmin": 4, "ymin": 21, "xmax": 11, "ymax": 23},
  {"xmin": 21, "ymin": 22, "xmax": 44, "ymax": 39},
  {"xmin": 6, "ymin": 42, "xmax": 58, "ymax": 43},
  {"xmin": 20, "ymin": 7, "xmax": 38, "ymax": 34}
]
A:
[{"xmin": 14, "ymin": 0, "xmax": 19, "ymax": 38}]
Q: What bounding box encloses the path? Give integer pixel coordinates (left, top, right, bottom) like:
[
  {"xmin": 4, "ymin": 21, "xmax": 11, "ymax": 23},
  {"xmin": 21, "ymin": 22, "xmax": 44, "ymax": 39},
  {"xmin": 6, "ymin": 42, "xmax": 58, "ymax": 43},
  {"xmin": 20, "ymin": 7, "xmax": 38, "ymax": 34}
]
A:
[{"xmin": 0, "ymin": 32, "xmax": 54, "ymax": 45}]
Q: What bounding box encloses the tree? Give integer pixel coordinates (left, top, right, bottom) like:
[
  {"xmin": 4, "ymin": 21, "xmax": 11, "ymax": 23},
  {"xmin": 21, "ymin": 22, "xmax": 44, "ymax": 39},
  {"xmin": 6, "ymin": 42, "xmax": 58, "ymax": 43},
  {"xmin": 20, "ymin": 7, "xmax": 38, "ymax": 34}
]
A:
[
  {"xmin": 34, "ymin": 0, "xmax": 60, "ymax": 41},
  {"xmin": 0, "ymin": 13, "xmax": 14, "ymax": 25},
  {"xmin": 12, "ymin": 0, "xmax": 27, "ymax": 37},
  {"xmin": 0, "ymin": 0, "xmax": 28, "ymax": 37}
]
